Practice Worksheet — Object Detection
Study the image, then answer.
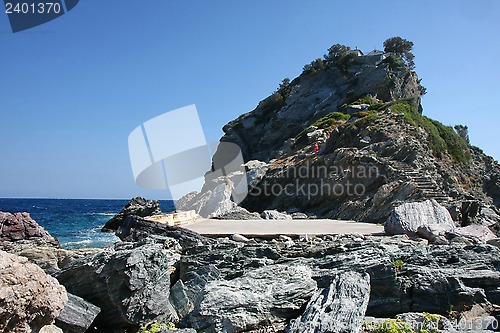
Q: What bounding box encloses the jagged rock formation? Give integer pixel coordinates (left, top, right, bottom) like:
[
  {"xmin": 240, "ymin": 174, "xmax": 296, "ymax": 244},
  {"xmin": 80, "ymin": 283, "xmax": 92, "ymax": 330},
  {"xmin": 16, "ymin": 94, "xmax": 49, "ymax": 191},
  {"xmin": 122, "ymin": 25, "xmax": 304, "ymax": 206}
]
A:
[
  {"xmin": 0, "ymin": 211, "xmax": 60, "ymax": 246},
  {"xmin": 287, "ymin": 271, "xmax": 371, "ymax": 333},
  {"xmin": 26, "ymin": 213, "xmax": 497, "ymax": 332},
  {"xmin": 187, "ymin": 264, "xmax": 317, "ymax": 332},
  {"xmin": 0, "ymin": 250, "xmax": 68, "ymax": 332},
  {"xmin": 102, "ymin": 197, "xmax": 161, "ymax": 231},
  {"xmin": 56, "ymin": 239, "xmax": 181, "ymax": 332},
  {"xmin": 211, "ymin": 50, "xmax": 500, "ymax": 225}
]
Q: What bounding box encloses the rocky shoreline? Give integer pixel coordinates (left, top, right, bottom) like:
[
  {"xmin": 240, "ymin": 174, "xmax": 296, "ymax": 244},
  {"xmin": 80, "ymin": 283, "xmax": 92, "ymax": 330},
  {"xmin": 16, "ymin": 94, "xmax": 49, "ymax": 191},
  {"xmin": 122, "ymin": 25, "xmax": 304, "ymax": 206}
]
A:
[
  {"xmin": 2, "ymin": 40, "xmax": 500, "ymax": 333},
  {"xmin": 1, "ymin": 200, "xmax": 500, "ymax": 333}
]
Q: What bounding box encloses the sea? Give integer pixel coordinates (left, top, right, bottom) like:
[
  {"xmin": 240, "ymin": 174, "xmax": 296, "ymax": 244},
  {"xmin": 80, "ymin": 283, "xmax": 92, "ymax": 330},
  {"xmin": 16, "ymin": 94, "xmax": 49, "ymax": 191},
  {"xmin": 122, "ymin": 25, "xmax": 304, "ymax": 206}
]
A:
[{"xmin": 0, "ymin": 198, "xmax": 175, "ymax": 250}]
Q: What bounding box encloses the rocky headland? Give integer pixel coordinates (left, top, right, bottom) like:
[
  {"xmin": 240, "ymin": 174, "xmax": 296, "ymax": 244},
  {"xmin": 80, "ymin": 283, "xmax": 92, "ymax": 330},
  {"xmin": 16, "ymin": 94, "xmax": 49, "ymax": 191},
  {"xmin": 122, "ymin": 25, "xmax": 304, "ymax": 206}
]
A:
[{"xmin": 1, "ymin": 38, "xmax": 500, "ymax": 333}]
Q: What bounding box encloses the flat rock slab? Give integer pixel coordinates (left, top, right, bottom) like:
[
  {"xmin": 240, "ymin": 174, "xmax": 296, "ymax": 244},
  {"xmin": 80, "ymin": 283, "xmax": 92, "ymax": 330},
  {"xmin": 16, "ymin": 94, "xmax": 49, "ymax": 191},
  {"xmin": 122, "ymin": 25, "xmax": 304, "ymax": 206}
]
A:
[{"xmin": 183, "ymin": 219, "xmax": 384, "ymax": 237}]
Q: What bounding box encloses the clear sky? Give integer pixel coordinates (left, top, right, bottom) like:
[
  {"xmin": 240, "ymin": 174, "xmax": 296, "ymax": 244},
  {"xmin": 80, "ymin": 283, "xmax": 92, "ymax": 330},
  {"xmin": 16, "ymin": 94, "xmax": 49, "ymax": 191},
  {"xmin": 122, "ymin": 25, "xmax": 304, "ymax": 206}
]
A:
[{"xmin": 1, "ymin": 0, "xmax": 499, "ymax": 199}]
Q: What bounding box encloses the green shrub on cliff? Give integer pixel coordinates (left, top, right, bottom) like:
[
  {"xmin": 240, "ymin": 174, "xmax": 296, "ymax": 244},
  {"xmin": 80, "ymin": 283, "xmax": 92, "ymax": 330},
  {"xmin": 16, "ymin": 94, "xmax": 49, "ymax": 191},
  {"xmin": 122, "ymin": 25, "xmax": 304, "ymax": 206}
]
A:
[
  {"xmin": 312, "ymin": 112, "xmax": 351, "ymax": 128},
  {"xmin": 138, "ymin": 321, "xmax": 176, "ymax": 333},
  {"xmin": 353, "ymin": 110, "xmax": 378, "ymax": 126},
  {"xmin": 381, "ymin": 55, "xmax": 402, "ymax": 69},
  {"xmin": 255, "ymin": 92, "xmax": 285, "ymax": 124},
  {"xmin": 390, "ymin": 101, "xmax": 471, "ymax": 163},
  {"xmin": 366, "ymin": 319, "xmax": 415, "ymax": 333},
  {"xmin": 351, "ymin": 95, "xmax": 376, "ymax": 106},
  {"xmin": 295, "ymin": 112, "xmax": 350, "ymax": 142},
  {"xmin": 303, "ymin": 58, "xmax": 325, "ymax": 74}
]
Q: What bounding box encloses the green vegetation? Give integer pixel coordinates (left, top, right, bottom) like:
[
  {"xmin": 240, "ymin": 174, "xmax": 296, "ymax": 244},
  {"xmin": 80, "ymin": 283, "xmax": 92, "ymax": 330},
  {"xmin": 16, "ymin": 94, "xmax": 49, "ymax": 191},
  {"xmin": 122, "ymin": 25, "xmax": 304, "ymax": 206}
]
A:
[
  {"xmin": 383, "ymin": 36, "xmax": 415, "ymax": 69},
  {"xmin": 381, "ymin": 55, "xmax": 402, "ymax": 69},
  {"xmin": 365, "ymin": 314, "xmax": 440, "ymax": 333},
  {"xmin": 344, "ymin": 95, "xmax": 385, "ymax": 111},
  {"xmin": 277, "ymin": 77, "xmax": 292, "ymax": 99},
  {"xmin": 422, "ymin": 312, "xmax": 440, "ymax": 332},
  {"xmin": 353, "ymin": 110, "xmax": 378, "ymax": 127},
  {"xmin": 303, "ymin": 58, "xmax": 325, "ymax": 74},
  {"xmin": 393, "ymin": 259, "xmax": 406, "ymax": 270},
  {"xmin": 324, "ymin": 43, "xmax": 351, "ymax": 63},
  {"xmin": 390, "ymin": 100, "xmax": 471, "ymax": 163},
  {"xmin": 336, "ymin": 53, "xmax": 357, "ymax": 73},
  {"xmin": 312, "ymin": 112, "xmax": 351, "ymax": 128},
  {"xmin": 366, "ymin": 319, "xmax": 415, "ymax": 333},
  {"xmin": 295, "ymin": 112, "xmax": 350, "ymax": 141},
  {"xmin": 351, "ymin": 95, "xmax": 376, "ymax": 105},
  {"xmin": 322, "ymin": 43, "xmax": 358, "ymax": 73},
  {"xmin": 255, "ymin": 92, "xmax": 285, "ymax": 124},
  {"xmin": 138, "ymin": 322, "xmax": 176, "ymax": 333}
]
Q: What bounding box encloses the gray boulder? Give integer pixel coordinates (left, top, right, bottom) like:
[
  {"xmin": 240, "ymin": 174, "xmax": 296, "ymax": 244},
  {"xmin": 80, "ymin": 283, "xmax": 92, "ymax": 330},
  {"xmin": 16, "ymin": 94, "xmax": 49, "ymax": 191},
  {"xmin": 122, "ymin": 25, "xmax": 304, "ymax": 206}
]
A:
[
  {"xmin": 385, "ymin": 199, "xmax": 456, "ymax": 236},
  {"xmin": 55, "ymin": 293, "xmax": 100, "ymax": 333},
  {"xmin": 287, "ymin": 271, "xmax": 371, "ymax": 333},
  {"xmin": 230, "ymin": 233, "xmax": 250, "ymax": 243},
  {"xmin": 213, "ymin": 206, "xmax": 262, "ymax": 220},
  {"xmin": 291, "ymin": 212, "xmax": 309, "ymax": 219},
  {"xmin": 102, "ymin": 197, "xmax": 161, "ymax": 231},
  {"xmin": 56, "ymin": 241, "xmax": 179, "ymax": 331},
  {"xmin": 416, "ymin": 224, "xmax": 454, "ymax": 243},
  {"xmin": 189, "ymin": 264, "xmax": 317, "ymax": 332},
  {"xmin": 447, "ymin": 224, "xmax": 497, "ymax": 244},
  {"xmin": 176, "ymin": 177, "xmax": 237, "ymax": 218},
  {"xmin": 261, "ymin": 210, "xmax": 292, "ymax": 220},
  {"xmin": 244, "ymin": 160, "xmax": 269, "ymax": 190}
]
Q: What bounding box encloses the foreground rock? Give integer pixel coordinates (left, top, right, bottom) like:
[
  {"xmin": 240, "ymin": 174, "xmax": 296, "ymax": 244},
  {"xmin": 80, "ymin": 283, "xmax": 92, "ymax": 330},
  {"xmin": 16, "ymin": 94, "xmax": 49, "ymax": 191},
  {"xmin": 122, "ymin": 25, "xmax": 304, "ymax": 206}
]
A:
[
  {"xmin": 0, "ymin": 250, "xmax": 67, "ymax": 332},
  {"xmin": 102, "ymin": 197, "xmax": 161, "ymax": 231},
  {"xmin": 55, "ymin": 293, "xmax": 100, "ymax": 333},
  {"xmin": 385, "ymin": 199, "xmax": 456, "ymax": 236},
  {"xmin": 56, "ymin": 241, "xmax": 180, "ymax": 332},
  {"xmin": 46, "ymin": 212, "xmax": 500, "ymax": 332},
  {"xmin": 0, "ymin": 211, "xmax": 60, "ymax": 246},
  {"xmin": 187, "ymin": 264, "xmax": 317, "ymax": 332},
  {"xmin": 173, "ymin": 235, "xmax": 500, "ymax": 332},
  {"xmin": 287, "ymin": 271, "xmax": 370, "ymax": 333}
]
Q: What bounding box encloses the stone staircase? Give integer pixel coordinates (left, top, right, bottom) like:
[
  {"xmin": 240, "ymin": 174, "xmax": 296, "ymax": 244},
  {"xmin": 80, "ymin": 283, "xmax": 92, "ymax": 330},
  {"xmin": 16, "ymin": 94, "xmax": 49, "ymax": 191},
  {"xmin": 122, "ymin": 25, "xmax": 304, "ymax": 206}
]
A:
[{"xmin": 396, "ymin": 163, "xmax": 450, "ymax": 204}]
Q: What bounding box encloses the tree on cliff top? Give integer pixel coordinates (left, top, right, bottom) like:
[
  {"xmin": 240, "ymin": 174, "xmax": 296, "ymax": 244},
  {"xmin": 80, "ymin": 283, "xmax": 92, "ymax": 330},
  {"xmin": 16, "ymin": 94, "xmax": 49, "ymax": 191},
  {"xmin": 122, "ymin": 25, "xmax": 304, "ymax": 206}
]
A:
[
  {"xmin": 324, "ymin": 44, "xmax": 351, "ymax": 63},
  {"xmin": 383, "ymin": 36, "xmax": 415, "ymax": 69}
]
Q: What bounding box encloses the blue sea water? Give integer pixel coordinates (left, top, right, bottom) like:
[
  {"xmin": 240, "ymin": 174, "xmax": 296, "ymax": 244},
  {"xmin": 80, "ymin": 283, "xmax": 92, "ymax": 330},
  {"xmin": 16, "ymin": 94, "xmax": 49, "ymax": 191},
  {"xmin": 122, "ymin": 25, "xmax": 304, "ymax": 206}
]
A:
[{"xmin": 0, "ymin": 198, "xmax": 175, "ymax": 249}]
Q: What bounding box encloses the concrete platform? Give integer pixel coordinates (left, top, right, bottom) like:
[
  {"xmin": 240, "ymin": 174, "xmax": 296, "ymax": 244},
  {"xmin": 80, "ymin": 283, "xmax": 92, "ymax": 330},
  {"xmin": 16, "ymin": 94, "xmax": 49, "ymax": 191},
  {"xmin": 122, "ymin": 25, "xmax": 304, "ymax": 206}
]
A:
[{"xmin": 183, "ymin": 218, "xmax": 385, "ymax": 238}]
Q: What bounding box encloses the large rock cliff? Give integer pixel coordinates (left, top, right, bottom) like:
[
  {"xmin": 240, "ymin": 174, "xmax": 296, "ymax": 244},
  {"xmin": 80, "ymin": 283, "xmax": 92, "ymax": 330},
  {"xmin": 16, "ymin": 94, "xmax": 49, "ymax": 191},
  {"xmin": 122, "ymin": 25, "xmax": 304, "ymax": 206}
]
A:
[{"xmin": 212, "ymin": 49, "xmax": 500, "ymax": 224}]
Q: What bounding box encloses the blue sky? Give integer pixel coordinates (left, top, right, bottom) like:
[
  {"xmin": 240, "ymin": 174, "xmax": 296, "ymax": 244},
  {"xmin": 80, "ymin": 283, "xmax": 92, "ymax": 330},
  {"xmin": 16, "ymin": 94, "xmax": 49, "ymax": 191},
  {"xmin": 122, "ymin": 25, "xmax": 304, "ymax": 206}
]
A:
[{"xmin": 1, "ymin": 0, "xmax": 499, "ymax": 199}]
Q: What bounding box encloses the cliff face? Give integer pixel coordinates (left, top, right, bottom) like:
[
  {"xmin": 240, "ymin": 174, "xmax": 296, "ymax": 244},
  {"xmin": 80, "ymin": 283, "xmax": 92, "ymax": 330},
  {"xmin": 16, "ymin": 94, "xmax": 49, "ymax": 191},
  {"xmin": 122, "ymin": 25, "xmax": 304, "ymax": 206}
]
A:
[
  {"xmin": 221, "ymin": 57, "xmax": 422, "ymax": 162},
  {"xmin": 216, "ymin": 54, "xmax": 500, "ymax": 223}
]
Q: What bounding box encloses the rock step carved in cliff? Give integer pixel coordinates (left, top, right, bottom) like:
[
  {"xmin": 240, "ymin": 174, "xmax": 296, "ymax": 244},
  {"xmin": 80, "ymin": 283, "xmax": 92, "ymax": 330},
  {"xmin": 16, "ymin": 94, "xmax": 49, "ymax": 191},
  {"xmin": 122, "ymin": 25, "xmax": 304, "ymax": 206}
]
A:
[{"xmin": 396, "ymin": 163, "xmax": 450, "ymax": 203}]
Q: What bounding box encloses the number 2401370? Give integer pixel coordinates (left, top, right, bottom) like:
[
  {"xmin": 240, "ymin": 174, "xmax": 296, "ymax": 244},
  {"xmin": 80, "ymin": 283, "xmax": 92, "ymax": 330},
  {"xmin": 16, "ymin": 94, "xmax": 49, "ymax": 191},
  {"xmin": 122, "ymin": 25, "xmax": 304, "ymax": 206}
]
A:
[{"xmin": 5, "ymin": 2, "xmax": 62, "ymax": 14}]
